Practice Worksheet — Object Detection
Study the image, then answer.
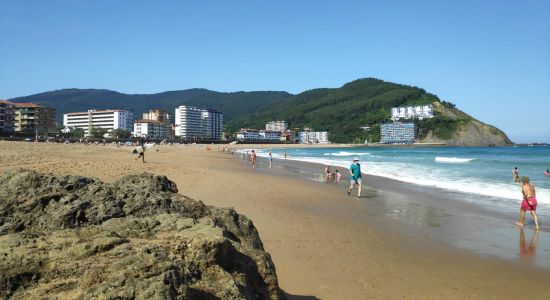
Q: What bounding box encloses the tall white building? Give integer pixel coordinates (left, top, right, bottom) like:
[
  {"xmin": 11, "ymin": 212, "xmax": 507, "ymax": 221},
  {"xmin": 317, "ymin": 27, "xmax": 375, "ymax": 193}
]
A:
[
  {"xmin": 174, "ymin": 106, "xmax": 223, "ymax": 140},
  {"xmin": 298, "ymin": 131, "xmax": 330, "ymax": 144},
  {"xmin": 391, "ymin": 104, "xmax": 433, "ymax": 120},
  {"xmin": 266, "ymin": 121, "xmax": 288, "ymax": 132},
  {"xmin": 63, "ymin": 109, "xmax": 133, "ymax": 136}
]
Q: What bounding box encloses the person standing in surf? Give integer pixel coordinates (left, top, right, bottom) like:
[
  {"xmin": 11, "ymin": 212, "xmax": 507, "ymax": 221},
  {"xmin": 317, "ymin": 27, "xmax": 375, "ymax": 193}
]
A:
[
  {"xmin": 268, "ymin": 151, "xmax": 273, "ymax": 168},
  {"xmin": 251, "ymin": 150, "xmax": 257, "ymax": 167},
  {"xmin": 515, "ymin": 176, "xmax": 540, "ymax": 231},
  {"xmin": 348, "ymin": 158, "xmax": 362, "ymax": 197},
  {"xmin": 512, "ymin": 167, "xmax": 520, "ymax": 183}
]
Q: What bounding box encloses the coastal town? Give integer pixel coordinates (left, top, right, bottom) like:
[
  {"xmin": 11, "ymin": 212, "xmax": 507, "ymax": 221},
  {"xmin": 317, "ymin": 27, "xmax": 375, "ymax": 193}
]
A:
[
  {"xmin": 1, "ymin": 99, "xmax": 436, "ymax": 145},
  {"xmin": 1, "ymin": 1, "xmax": 549, "ymax": 299}
]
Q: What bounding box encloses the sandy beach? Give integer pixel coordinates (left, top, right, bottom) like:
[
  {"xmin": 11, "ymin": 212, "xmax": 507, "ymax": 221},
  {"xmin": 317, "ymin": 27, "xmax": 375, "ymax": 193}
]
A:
[{"xmin": 1, "ymin": 141, "xmax": 549, "ymax": 299}]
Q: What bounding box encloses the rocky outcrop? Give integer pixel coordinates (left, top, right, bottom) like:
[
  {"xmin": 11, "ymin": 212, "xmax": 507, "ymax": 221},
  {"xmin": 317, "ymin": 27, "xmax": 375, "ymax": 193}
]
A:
[
  {"xmin": 418, "ymin": 102, "xmax": 513, "ymax": 146},
  {"xmin": 0, "ymin": 169, "xmax": 284, "ymax": 300}
]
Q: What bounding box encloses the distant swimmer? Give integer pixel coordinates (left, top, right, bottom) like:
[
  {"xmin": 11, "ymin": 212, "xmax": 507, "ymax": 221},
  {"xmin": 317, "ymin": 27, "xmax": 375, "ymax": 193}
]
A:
[
  {"xmin": 251, "ymin": 150, "xmax": 257, "ymax": 167},
  {"xmin": 515, "ymin": 176, "xmax": 540, "ymax": 230},
  {"xmin": 512, "ymin": 167, "xmax": 520, "ymax": 183},
  {"xmin": 348, "ymin": 158, "xmax": 362, "ymax": 197},
  {"xmin": 545, "ymin": 169, "xmax": 550, "ymax": 176}
]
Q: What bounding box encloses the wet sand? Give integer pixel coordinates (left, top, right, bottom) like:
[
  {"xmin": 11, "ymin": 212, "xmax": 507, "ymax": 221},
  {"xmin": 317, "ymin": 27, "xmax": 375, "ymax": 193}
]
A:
[{"xmin": 1, "ymin": 141, "xmax": 550, "ymax": 299}]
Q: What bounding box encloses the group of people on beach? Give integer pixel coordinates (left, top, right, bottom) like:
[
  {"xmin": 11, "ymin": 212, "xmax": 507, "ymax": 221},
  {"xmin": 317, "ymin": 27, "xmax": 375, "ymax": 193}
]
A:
[
  {"xmin": 324, "ymin": 166, "xmax": 342, "ymax": 183},
  {"xmin": 324, "ymin": 158, "xmax": 363, "ymax": 197},
  {"xmin": 243, "ymin": 149, "xmax": 287, "ymax": 168}
]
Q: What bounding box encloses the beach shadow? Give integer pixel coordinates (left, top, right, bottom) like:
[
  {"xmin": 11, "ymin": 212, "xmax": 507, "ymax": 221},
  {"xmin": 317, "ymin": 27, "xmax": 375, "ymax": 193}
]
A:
[{"xmin": 285, "ymin": 293, "xmax": 320, "ymax": 300}]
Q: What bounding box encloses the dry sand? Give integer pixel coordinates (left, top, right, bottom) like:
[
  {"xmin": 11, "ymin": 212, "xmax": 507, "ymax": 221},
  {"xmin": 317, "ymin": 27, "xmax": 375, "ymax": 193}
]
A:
[{"xmin": 1, "ymin": 141, "xmax": 549, "ymax": 299}]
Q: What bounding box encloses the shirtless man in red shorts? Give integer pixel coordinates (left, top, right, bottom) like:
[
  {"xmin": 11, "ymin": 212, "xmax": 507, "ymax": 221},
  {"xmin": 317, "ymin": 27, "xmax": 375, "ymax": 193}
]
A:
[{"xmin": 515, "ymin": 176, "xmax": 540, "ymax": 231}]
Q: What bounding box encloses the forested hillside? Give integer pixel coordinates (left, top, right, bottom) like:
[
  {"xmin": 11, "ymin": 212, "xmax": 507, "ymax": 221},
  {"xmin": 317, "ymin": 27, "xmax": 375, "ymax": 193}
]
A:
[
  {"xmin": 10, "ymin": 88, "xmax": 292, "ymax": 123},
  {"xmin": 227, "ymin": 78, "xmax": 439, "ymax": 143},
  {"xmin": 9, "ymin": 78, "xmax": 511, "ymax": 144}
]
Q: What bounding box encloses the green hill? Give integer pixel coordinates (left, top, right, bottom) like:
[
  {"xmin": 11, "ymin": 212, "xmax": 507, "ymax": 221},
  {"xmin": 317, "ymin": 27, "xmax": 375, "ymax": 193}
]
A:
[
  {"xmin": 227, "ymin": 78, "xmax": 440, "ymax": 143},
  {"xmin": 10, "ymin": 88, "xmax": 292, "ymax": 123},
  {"xmin": 9, "ymin": 78, "xmax": 512, "ymax": 145}
]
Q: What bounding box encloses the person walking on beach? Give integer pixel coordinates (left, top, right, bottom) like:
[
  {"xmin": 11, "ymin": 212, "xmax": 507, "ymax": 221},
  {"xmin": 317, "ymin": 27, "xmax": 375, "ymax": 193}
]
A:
[
  {"xmin": 284, "ymin": 150, "xmax": 287, "ymax": 159},
  {"xmin": 335, "ymin": 169, "xmax": 342, "ymax": 183},
  {"xmin": 135, "ymin": 138, "xmax": 146, "ymax": 163},
  {"xmin": 512, "ymin": 167, "xmax": 520, "ymax": 183},
  {"xmin": 348, "ymin": 158, "xmax": 362, "ymax": 197},
  {"xmin": 268, "ymin": 151, "xmax": 273, "ymax": 168},
  {"xmin": 251, "ymin": 150, "xmax": 257, "ymax": 167},
  {"xmin": 515, "ymin": 176, "xmax": 540, "ymax": 230}
]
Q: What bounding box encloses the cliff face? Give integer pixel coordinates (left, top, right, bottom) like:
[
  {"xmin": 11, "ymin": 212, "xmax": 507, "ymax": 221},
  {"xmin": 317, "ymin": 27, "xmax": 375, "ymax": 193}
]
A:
[
  {"xmin": 0, "ymin": 170, "xmax": 284, "ymax": 300},
  {"xmin": 418, "ymin": 102, "xmax": 513, "ymax": 146}
]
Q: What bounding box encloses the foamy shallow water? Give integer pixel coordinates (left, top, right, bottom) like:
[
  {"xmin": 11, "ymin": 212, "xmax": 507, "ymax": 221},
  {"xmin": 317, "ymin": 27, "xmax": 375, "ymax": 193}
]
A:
[{"xmin": 239, "ymin": 146, "xmax": 550, "ymax": 214}]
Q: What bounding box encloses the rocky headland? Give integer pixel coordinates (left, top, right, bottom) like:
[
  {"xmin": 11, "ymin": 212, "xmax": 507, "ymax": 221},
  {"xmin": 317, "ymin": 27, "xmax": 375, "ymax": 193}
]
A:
[{"xmin": 0, "ymin": 169, "xmax": 284, "ymax": 299}]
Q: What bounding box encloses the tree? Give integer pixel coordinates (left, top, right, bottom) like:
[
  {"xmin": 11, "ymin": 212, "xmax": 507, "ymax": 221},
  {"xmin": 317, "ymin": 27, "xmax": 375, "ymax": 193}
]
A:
[
  {"xmin": 70, "ymin": 128, "xmax": 85, "ymax": 139},
  {"xmin": 90, "ymin": 127, "xmax": 108, "ymax": 138},
  {"xmin": 112, "ymin": 128, "xmax": 131, "ymax": 139}
]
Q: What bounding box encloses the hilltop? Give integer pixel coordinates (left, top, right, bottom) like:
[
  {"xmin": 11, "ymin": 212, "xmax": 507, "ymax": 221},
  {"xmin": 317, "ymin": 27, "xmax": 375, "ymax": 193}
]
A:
[{"xmin": 228, "ymin": 78, "xmax": 512, "ymax": 145}]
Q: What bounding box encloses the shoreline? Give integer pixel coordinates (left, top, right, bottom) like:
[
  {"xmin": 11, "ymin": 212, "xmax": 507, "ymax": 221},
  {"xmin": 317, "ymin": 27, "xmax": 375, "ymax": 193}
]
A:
[
  {"xmin": 245, "ymin": 153, "xmax": 550, "ymax": 267},
  {"xmin": 1, "ymin": 141, "xmax": 550, "ymax": 299}
]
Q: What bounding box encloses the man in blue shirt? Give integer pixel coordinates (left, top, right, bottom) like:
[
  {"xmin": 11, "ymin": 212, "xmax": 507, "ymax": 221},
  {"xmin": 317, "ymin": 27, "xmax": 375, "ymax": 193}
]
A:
[{"xmin": 348, "ymin": 157, "xmax": 362, "ymax": 197}]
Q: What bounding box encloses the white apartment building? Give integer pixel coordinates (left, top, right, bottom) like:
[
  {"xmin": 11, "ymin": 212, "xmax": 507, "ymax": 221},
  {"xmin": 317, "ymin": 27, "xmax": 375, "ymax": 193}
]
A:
[
  {"xmin": 236, "ymin": 129, "xmax": 260, "ymax": 141},
  {"xmin": 266, "ymin": 121, "xmax": 288, "ymax": 132},
  {"xmin": 259, "ymin": 130, "xmax": 281, "ymax": 141},
  {"xmin": 391, "ymin": 104, "xmax": 434, "ymax": 120},
  {"xmin": 236, "ymin": 129, "xmax": 281, "ymax": 142},
  {"xmin": 142, "ymin": 109, "xmax": 172, "ymax": 138},
  {"xmin": 174, "ymin": 106, "xmax": 223, "ymax": 140},
  {"xmin": 133, "ymin": 120, "xmax": 170, "ymax": 139},
  {"xmin": 298, "ymin": 131, "xmax": 330, "ymax": 144},
  {"xmin": 63, "ymin": 109, "xmax": 134, "ymax": 136}
]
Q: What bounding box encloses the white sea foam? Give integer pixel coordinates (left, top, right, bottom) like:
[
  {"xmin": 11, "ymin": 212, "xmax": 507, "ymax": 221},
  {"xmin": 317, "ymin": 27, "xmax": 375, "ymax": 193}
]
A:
[
  {"xmin": 435, "ymin": 157, "xmax": 476, "ymax": 163},
  {"xmin": 236, "ymin": 149, "xmax": 550, "ymax": 208},
  {"xmin": 324, "ymin": 151, "xmax": 371, "ymax": 157},
  {"xmin": 277, "ymin": 156, "xmax": 550, "ymax": 207}
]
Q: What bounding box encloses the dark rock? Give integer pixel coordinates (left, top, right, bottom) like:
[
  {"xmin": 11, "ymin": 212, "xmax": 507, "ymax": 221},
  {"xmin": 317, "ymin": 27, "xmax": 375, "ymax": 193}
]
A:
[{"xmin": 0, "ymin": 169, "xmax": 284, "ymax": 299}]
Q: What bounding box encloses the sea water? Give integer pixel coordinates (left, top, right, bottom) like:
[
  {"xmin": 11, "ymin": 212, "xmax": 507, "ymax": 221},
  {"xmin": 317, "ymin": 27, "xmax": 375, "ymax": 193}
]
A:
[{"xmin": 251, "ymin": 146, "xmax": 550, "ymax": 216}]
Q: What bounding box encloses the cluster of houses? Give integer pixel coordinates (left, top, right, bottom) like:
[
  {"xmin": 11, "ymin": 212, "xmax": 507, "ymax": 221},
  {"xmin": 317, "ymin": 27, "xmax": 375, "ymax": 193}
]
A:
[
  {"xmin": 63, "ymin": 105, "xmax": 223, "ymax": 141},
  {"xmin": 236, "ymin": 121, "xmax": 330, "ymax": 144},
  {"xmin": 1, "ymin": 100, "xmax": 330, "ymax": 143},
  {"xmin": 380, "ymin": 104, "xmax": 434, "ymax": 144},
  {"xmin": 0, "ymin": 99, "xmax": 223, "ymax": 141}
]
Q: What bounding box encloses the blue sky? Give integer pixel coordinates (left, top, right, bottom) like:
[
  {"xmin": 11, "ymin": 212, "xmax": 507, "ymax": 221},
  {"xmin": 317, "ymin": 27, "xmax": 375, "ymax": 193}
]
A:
[{"xmin": 1, "ymin": 0, "xmax": 549, "ymax": 142}]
